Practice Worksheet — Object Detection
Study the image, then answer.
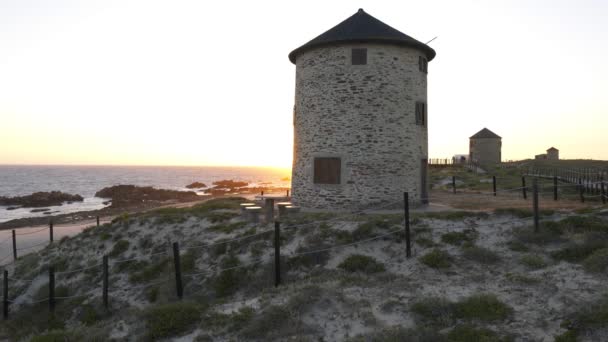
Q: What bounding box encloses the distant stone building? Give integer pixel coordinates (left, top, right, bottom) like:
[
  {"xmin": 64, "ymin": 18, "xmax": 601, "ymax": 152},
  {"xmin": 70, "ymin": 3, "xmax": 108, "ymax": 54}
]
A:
[
  {"xmin": 288, "ymin": 9, "xmax": 436, "ymax": 209},
  {"xmin": 534, "ymin": 147, "xmax": 559, "ymax": 160},
  {"xmin": 469, "ymin": 128, "xmax": 502, "ymax": 165},
  {"xmin": 452, "ymin": 154, "xmax": 468, "ymax": 164},
  {"xmin": 546, "ymin": 147, "xmax": 559, "ymax": 160}
]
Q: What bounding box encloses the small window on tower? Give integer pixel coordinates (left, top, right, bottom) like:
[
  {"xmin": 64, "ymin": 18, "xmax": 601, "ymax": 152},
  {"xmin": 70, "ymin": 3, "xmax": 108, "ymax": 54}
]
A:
[
  {"xmin": 314, "ymin": 157, "xmax": 341, "ymax": 184},
  {"xmin": 352, "ymin": 48, "xmax": 367, "ymax": 65},
  {"xmin": 415, "ymin": 101, "xmax": 427, "ymax": 126},
  {"xmin": 418, "ymin": 56, "xmax": 428, "ymax": 73}
]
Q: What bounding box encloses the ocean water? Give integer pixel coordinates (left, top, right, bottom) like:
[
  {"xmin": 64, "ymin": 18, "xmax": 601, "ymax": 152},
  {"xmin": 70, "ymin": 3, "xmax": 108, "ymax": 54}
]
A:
[{"xmin": 0, "ymin": 165, "xmax": 291, "ymax": 223}]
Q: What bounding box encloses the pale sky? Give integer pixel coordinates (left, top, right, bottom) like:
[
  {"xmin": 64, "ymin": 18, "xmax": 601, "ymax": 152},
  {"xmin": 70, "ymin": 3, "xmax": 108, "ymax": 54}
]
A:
[{"xmin": 1, "ymin": 0, "xmax": 607, "ymax": 167}]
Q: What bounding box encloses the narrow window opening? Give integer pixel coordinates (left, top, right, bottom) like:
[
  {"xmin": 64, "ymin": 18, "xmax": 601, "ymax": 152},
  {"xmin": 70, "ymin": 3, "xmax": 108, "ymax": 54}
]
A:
[
  {"xmin": 415, "ymin": 101, "xmax": 427, "ymax": 126},
  {"xmin": 352, "ymin": 48, "xmax": 367, "ymax": 65},
  {"xmin": 418, "ymin": 56, "xmax": 428, "ymax": 73}
]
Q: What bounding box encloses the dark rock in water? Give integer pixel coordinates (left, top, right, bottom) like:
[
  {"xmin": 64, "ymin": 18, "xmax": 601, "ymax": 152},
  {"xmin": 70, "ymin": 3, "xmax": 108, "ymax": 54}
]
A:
[
  {"xmin": 0, "ymin": 191, "xmax": 84, "ymax": 208},
  {"xmin": 6, "ymin": 206, "xmax": 20, "ymax": 210},
  {"xmin": 102, "ymin": 200, "xmax": 112, "ymax": 205},
  {"xmin": 185, "ymin": 182, "xmax": 207, "ymax": 189},
  {"xmin": 95, "ymin": 185, "xmax": 199, "ymax": 209},
  {"xmin": 212, "ymin": 180, "xmax": 249, "ymax": 189},
  {"xmin": 30, "ymin": 208, "xmax": 51, "ymax": 213}
]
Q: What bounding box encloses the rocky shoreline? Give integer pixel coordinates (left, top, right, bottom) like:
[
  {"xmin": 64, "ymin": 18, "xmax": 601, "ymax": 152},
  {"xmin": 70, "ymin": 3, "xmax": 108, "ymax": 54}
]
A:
[
  {"xmin": 0, "ymin": 191, "xmax": 84, "ymax": 208},
  {"xmin": 0, "ymin": 181, "xmax": 290, "ymax": 230}
]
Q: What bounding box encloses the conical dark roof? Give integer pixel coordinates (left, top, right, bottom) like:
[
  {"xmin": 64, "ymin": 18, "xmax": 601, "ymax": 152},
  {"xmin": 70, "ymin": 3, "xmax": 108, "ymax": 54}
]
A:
[
  {"xmin": 288, "ymin": 9, "xmax": 436, "ymax": 64},
  {"xmin": 470, "ymin": 128, "xmax": 501, "ymax": 139}
]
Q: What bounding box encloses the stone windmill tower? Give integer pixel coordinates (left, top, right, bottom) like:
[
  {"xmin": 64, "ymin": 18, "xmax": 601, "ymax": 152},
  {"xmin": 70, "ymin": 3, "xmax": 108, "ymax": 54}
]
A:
[{"xmin": 288, "ymin": 9, "xmax": 436, "ymax": 209}]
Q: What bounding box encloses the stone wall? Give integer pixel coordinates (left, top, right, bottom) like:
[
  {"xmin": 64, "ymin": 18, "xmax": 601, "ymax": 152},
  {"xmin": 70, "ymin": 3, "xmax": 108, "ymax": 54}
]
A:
[
  {"xmin": 291, "ymin": 43, "xmax": 428, "ymax": 209},
  {"xmin": 470, "ymin": 138, "xmax": 502, "ymax": 165},
  {"xmin": 547, "ymin": 150, "xmax": 559, "ymax": 160}
]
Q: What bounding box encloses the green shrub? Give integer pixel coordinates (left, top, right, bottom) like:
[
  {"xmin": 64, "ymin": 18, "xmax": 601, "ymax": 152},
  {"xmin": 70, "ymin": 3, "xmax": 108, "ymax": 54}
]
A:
[
  {"xmin": 583, "ymin": 248, "xmax": 608, "ymax": 273},
  {"xmin": 513, "ymin": 223, "xmax": 564, "ymax": 245},
  {"xmin": 454, "ymin": 294, "xmax": 513, "ymax": 321},
  {"xmin": 559, "ymin": 216, "xmax": 608, "ymax": 234},
  {"xmin": 441, "ymin": 230, "xmax": 477, "ymax": 246},
  {"xmin": 351, "ymin": 222, "xmax": 377, "ymax": 241},
  {"xmin": 494, "ymin": 208, "xmax": 554, "ymax": 218},
  {"xmin": 346, "ymin": 326, "xmax": 446, "ymax": 342},
  {"xmin": 554, "ymin": 330, "xmax": 577, "ymax": 342},
  {"xmin": 240, "ymin": 305, "xmax": 294, "ymax": 339},
  {"xmin": 462, "ymin": 246, "xmax": 500, "ymax": 264},
  {"xmin": 551, "ymin": 239, "xmax": 607, "ymax": 262},
  {"xmin": 146, "ymin": 287, "xmax": 159, "ymax": 303},
  {"xmin": 14, "ymin": 253, "xmax": 41, "ymax": 277},
  {"xmin": 213, "ymin": 255, "xmax": 242, "ymax": 297},
  {"xmin": 30, "ymin": 330, "xmax": 76, "ymax": 342},
  {"xmin": 420, "ymin": 249, "xmax": 451, "ymax": 269},
  {"xmin": 506, "ymin": 241, "xmax": 529, "ymax": 252},
  {"xmin": 144, "ymin": 302, "xmax": 201, "ymax": 339},
  {"xmin": 191, "ymin": 197, "xmax": 245, "ymax": 213},
  {"xmin": 79, "ymin": 304, "xmax": 102, "ymax": 326},
  {"xmin": 559, "ymin": 295, "xmax": 608, "ymax": 338},
  {"xmin": 109, "ymin": 240, "xmax": 130, "ymax": 257},
  {"xmin": 519, "ymin": 254, "xmax": 547, "ymax": 269},
  {"xmin": 129, "ymin": 257, "xmax": 170, "ymax": 283},
  {"xmin": 181, "ymin": 250, "xmax": 197, "ymax": 273},
  {"xmin": 411, "ymin": 297, "xmax": 454, "ymax": 326},
  {"xmin": 231, "ymin": 307, "xmax": 255, "ymax": 326},
  {"xmin": 447, "ymin": 324, "xmax": 506, "ymax": 342},
  {"xmin": 206, "ymin": 211, "xmax": 240, "ymax": 223},
  {"xmin": 416, "ymin": 237, "xmax": 436, "ymax": 248},
  {"xmin": 288, "ymin": 246, "xmax": 330, "ymax": 269},
  {"xmin": 418, "ymin": 211, "xmax": 488, "ymax": 220},
  {"xmin": 337, "ymin": 254, "xmax": 385, "ymax": 274},
  {"xmin": 208, "ymin": 221, "xmax": 247, "ymax": 234}
]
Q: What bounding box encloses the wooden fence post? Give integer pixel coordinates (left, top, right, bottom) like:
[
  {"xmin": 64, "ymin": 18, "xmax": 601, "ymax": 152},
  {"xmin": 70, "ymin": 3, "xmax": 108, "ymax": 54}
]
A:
[
  {"xmin": 96, "ymin": 216, "xmax": 100, "ymax": 227},
  {"xmin": 11, "ymin": 230, "xmax": 16, "ymax": 261},
  {"xmin": 49, "ymin": 266, "xmax": 55, "ymax": 313},
  {"xmin": 553, "ymin": 176, "xmax": 558, "ymax": 201},
  {"xmin": 102, "ymin": 255, "xmax": 109, "ymax": 309},
  {"xmin": 579, "ymin": 180, "xmax": 585, "ymax": 203},
  {"xmin": 404, "ymin": 192, "xmax": 411, "ymax": 258},
  {"xmin": 172, "ymin": 242, "xmax": 183, "ymax": 300},
  {"xmin": 452, "ymin": 176, "xmax": 456, "ymax": 194},
  {"xmin": 522, "ymin": 176, "xmax": 527, "ymax": 199},
  {"xmin": 533, "ymin": 179, "xmax": 539, "ymax": 233},
  {"xmin": 49, "ymin": 221, "xmax": 54, "ymax": 243},
  {"xmin": 274, "ymin": 221, "xmax": 281, "ymax": 287},
  {"xmin": 492, "ymin": 176, "xmax": 497, "ymax": 196},
  {"xmin": 3, "ymin": 270, "xmax": 8, "ymax": 320},
  {"xmin": 286, "ymin": 189, "xmax": 290, "ymax": 197}
]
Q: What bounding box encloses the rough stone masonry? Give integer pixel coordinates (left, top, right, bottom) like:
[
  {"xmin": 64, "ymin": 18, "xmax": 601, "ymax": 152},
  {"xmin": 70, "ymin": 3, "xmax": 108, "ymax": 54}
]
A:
[{"xmin": 288, "ymin": 9, "xmax": 435, "ymax": 209}]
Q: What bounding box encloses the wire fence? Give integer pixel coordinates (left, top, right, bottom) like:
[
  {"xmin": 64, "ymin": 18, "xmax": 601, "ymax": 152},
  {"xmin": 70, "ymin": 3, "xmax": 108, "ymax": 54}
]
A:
[{"xmin": 1, "ymin": 179, "xmax": 606, "ymax": 320}]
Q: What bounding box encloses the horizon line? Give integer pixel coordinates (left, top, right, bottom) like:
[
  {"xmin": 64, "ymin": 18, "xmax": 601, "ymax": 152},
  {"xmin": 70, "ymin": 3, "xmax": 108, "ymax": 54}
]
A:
[{"xmin": 0, "ymin": 163, "xmax": 292, "ymax": 169}]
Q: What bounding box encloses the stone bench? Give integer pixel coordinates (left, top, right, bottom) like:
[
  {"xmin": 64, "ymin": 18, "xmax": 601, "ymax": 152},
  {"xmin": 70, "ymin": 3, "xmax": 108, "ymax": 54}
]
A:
[
  {"xmin": 284, "ymin": 205, "xmax": 301, "ymax": 215},
  {"xmin": 240, "ymin": 203, "xmax": 256, "ymax": 216},
  {"xmin": 244, "ymin": 206, "xmax": 262, "ymax": 223},
  {"xmin": 277, "ymin": 202, "xmax": 292, "ymax": 216}
]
